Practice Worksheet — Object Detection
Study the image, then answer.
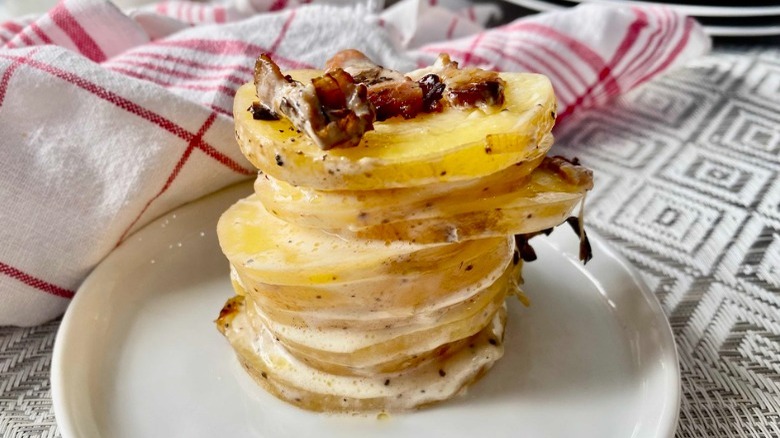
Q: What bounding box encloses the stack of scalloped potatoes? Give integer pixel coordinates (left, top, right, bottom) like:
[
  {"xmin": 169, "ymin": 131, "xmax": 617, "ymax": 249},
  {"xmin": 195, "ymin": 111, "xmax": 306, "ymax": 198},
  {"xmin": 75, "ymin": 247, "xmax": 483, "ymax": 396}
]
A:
[{"xmin": 216, "ymin": 60, "xmax": 592, "ymax": 412}]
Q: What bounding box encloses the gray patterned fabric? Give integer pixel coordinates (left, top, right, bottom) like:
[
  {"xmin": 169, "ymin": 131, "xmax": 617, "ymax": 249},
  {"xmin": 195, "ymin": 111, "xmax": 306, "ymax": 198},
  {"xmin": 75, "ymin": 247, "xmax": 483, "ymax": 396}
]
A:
[
  {"xmin": 0, "ymin": 320, "xmax": 59, "ymax": 438},
  {"xmin": 556, "ymin": 46, "xmax": 780, "ymax": 438},
  {"xmin": 1, "ymin": 47, "xmax": 779, "ymax": 437}
]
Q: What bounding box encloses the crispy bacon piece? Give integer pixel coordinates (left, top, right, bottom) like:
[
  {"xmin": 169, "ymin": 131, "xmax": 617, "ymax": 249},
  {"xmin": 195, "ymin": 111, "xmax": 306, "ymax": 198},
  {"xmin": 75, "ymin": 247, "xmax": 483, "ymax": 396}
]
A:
[
  {"xmin": 410, "ymin": 54, "xmax": 505, "ymax": 109},
  {"xmin": 418, "ymin": 74, "xmax": 446, "ymax": 113},
  {"xmin": 326, "ymin": 49, "xmax": 429, "ymax": 121},
  {"xmin": 253, "ymin": 51, "xmax": 507, "ymax": 149},
  {"xmin": 540, "ymin": 156, "xmax": 594, "ymax": 189},
  {"xmin": 329, "ymin": 51, "xmax": 505, "ymax": 115},
  {"xmin": 325, "ymin": 49, "xmax": 405, "ymax": 86},
  {"xmin": 368, "ymin": 81, "xmax": 424, "ymax": 121},
  {"xmin": 253, "ymin": 54, "xmax": 374, "ymax": 150}
]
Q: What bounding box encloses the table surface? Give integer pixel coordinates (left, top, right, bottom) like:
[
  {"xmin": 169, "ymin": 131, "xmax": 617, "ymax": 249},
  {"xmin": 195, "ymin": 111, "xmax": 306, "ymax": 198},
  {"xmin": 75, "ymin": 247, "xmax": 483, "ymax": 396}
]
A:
[{"xmin": 1, "ymin": 44, "xmax": 780, "ymax": 437}]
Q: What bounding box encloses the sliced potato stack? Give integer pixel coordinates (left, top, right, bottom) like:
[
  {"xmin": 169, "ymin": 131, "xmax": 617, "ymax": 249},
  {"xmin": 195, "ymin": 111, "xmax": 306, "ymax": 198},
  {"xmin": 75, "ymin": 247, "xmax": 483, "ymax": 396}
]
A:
[{"xmin": 217, "ymin": 66, "xmax": 592, "ymax": 412}]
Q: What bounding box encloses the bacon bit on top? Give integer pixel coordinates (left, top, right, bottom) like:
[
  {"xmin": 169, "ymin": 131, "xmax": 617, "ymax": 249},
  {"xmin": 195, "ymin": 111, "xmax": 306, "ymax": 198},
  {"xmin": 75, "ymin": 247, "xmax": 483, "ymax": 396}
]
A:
[
  {"xmin": 252, "ymin": 50, "xmax": 507, "ymax": 150},
  {"xmin": 408, "ymin": 54, "xmax": 505, "ymax": 110},
  {"xmin": 253, "ymin": 54, "xmax": 374, "ymax": 150}
]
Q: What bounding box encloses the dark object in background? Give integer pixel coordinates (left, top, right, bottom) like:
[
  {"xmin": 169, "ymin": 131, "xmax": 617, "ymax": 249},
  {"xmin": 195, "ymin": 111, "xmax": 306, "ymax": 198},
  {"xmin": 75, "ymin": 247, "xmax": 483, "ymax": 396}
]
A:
[{"xmin": 496, "ymin": 0, "xmax": 780, "ymax": 46}]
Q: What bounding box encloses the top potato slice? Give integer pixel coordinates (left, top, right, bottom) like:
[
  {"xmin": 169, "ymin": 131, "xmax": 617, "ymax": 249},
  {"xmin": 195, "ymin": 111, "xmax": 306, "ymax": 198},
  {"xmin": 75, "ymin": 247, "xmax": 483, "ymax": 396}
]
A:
[{"xmin": 234, "ymin": 71, "xmax": 556, "ymax": 190}]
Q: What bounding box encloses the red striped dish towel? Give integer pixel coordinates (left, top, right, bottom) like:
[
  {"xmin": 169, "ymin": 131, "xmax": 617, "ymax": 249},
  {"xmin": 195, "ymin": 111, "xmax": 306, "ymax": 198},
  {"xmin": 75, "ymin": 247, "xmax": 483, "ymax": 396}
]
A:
[{"xmin": 0, "ymin": 0, "xmax": 710, "ymax": 326}]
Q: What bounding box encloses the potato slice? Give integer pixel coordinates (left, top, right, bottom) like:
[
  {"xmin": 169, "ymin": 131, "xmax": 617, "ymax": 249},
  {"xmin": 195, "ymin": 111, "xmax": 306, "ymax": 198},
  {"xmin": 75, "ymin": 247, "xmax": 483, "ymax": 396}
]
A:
[
  {"xmin": 217, "ymin": 295, "xmax": 506, "ymax": 412},
  {"xmin": 243, "ymin": 264, "xmax": 514, "ymax": 373},
  {"xmin": 233, "ymin": 71, "xmax": 556, "ymax": 190},
  {"xmin": 217, "ymin": 193, "xmax": 508, "ymax": 286},
  {"xmin": 252, "ymin": 136, "xmax": 547, "ymax": 227},
  {"xmin": 229, "ymin": 239, "xmax": 514, "ymax": 330},
  {"xmin": 254, "ymin": 156, "xmax": 590, "ymax": 243}
]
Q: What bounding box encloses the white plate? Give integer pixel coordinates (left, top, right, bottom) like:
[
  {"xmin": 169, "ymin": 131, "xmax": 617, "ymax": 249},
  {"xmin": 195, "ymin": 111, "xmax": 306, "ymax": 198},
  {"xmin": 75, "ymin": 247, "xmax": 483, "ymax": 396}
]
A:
[{"xmin": 52, "ymin": 182, "xmax": 680, "ymax": 438}]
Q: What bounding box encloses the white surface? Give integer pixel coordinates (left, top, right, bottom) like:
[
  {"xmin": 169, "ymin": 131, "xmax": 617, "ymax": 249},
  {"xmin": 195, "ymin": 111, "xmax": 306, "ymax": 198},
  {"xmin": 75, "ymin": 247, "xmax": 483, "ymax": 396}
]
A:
[{"xmin": 52, "ymin": 182, "xmax": 680, "ymax": 438}]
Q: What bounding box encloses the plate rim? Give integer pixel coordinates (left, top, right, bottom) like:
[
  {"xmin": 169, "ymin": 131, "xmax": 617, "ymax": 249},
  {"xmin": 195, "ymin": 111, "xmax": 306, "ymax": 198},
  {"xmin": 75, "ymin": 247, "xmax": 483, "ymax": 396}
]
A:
[
  {"xmin": 579, "ymin": 230, "xmax": 681, "ymax": 438},
  {"xmin": 51, "ymin": 183, "xmax": 681, "ymax": 438},
  {"xmin": 50, "ymin": 183, "xmax": 255, "ymax": 438}
]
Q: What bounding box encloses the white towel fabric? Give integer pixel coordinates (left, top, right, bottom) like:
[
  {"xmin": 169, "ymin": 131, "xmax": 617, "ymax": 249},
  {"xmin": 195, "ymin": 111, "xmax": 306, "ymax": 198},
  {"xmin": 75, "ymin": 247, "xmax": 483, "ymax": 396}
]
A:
[{"xmin": 0, "ymin": 0, "xmax": 710, "ymax": 326}]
